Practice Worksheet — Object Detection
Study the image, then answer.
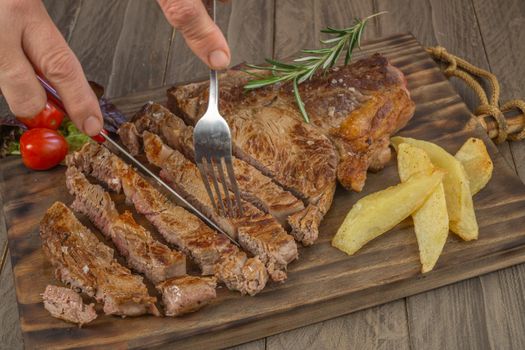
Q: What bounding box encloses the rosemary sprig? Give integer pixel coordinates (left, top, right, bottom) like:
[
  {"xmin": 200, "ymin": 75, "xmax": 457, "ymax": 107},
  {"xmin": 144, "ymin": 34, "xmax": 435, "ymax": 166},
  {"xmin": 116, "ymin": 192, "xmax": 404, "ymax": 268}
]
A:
[{"xmin": 244, "ymin": 12, "xmax": 386, "ymax": 123}]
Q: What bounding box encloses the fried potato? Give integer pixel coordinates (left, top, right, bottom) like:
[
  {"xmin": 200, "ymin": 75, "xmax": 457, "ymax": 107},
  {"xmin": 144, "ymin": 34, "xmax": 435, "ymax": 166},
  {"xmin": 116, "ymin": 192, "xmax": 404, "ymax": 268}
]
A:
[
  {"xmin": 397, "ymin": 143, "xmax": 449, "ymax": 273},
  {"xmin": 332, "ymin": 169, "xmax": 445, "ymax": 256},
  {"xmin": 391, "ymin": 137, "xmax": 478, "ymax": 241},
  {"xmin": 454, "ymin": 137, "xmax": 493, "ymax": 195}
]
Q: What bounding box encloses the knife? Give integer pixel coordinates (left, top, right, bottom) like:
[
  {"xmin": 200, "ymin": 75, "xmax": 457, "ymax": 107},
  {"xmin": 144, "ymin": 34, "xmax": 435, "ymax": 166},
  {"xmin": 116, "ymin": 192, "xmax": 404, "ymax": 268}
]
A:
[{"xmin": 36, "ymin": 74, "xmax": 240, "ymax": 247}]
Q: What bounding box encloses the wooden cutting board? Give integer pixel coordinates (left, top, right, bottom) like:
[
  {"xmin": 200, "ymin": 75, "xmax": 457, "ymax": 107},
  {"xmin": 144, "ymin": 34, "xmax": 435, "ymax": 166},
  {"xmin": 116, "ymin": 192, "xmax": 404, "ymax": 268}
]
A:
[{"xmin": 4, "ymin": 33, "xmax": 525, "ymax": 350}]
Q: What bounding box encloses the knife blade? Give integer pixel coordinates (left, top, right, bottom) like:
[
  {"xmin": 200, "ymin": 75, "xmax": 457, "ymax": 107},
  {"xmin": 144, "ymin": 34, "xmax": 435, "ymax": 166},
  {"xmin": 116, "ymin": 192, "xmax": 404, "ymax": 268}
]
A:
[
  {"xmin": 35, "ymin": 73, "xmax": 240, "ymax": 247},
  {"xmin": 99, "ymin": 131, "xmax": 239, "ymax": 246}
]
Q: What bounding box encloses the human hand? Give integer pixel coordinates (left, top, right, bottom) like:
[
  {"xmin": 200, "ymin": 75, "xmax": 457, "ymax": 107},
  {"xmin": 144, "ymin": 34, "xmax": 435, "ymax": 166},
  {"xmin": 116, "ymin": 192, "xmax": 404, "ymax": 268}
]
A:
[
  {"xmin": 0, "ymin": 0, "xmax": 103, "ymax": 136},
  {"xmin": 157, "ymin": 0, "xmax": 231, "ymax": 70}
]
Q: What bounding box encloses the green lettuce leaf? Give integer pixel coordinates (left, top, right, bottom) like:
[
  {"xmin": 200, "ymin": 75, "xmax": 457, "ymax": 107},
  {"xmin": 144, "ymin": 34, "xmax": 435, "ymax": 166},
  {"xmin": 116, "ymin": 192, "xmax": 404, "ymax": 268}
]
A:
[{"xmin": 59, "ymin": 120, "xmax": 90, "ymax": 152}]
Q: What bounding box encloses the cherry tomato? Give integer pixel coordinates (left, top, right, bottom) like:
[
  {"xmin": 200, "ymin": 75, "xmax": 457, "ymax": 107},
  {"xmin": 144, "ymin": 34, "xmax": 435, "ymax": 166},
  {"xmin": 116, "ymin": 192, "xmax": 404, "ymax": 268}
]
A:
[
  {"xmin": 17, "ymin": 102, "xmax": 65, "ymax": 130},
  {"xmin": 20, "ymin": 128, "xmax": 68, "ymax": 170}
]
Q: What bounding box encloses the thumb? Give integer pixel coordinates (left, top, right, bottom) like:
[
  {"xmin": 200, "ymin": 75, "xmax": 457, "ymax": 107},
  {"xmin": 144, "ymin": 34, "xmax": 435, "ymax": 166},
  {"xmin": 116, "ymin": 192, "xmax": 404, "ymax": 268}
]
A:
[{"xmin": 158, "ymin": 0, "xmax": 231, "ymax": 69}]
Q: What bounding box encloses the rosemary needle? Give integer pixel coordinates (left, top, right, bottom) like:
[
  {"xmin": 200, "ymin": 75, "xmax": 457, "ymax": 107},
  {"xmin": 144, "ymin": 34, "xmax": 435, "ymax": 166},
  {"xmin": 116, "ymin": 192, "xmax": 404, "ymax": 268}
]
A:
[{"xmin": 244, "ymin": 12, "xmax": 386, "ymax": 123}]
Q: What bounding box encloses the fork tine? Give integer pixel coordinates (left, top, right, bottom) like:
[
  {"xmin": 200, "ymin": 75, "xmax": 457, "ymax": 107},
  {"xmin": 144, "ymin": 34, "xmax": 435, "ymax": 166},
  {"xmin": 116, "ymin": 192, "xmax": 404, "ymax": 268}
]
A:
[
  {"xmin": 216, "ymin": 157, "xmax": 234, "ymax": 216},
  {"xmin": 225, "ymin": 157, "xmax": 244, "ymax": 217},
  {"xmin": 208, "ymin": 157, "xmax": 227, "ymax": 215},
  {"xmin": 196, "ymin": 158, "xmax": 219, "ymax": 213}
]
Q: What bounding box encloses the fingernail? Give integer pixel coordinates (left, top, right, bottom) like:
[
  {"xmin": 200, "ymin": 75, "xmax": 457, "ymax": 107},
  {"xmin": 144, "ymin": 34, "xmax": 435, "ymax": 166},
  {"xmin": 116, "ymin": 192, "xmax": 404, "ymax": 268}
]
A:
[
  {"xmin": 83, "ymin": 116, "xmax": 102, "ymax": 136},
  {"xmin": 208, "ymin": 50, "xmax": 229, "ymax": 69}
]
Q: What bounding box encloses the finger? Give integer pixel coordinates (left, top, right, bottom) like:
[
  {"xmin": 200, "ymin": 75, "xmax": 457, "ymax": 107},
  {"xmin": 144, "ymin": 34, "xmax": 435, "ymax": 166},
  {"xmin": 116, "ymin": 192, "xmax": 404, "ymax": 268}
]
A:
[
  {"xmin": 0, "ymin": 3, "xmax": 46, "ymax": 118},
  {"xmin": 158, "ymin": 0, "xmax": 231, "ymax": 69},
  {"xmin": 0, "ymin": 46, "xmax": 47, "ymax": 118},
  {"xmin": 22, "ymin": 5, "xmax": 103, "ymax": 136}
]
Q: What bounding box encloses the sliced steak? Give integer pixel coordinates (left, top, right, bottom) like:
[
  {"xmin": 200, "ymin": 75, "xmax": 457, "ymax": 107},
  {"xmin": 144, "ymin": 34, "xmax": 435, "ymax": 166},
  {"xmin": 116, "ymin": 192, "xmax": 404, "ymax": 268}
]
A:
[
  {"xmin": 119, "ymin": 102, "xmax": 305, "ymax": 229},
  {"xmin": 40, "ymin": 202, "xmax": 160, "ymax": 317},
  {"xmin": 42, "ymin": 285, "xmax": 97, "ymax": 326},
  {"xmin": 67, "ymin": 143, "xmax": 268, "ymax": 295},
  {"xmin": 66, "ymin": 166, "xmax": 186, "ymax": 284},
  {"xmin": 122, "ymin": 105, "xmax": 327, "ymax": 245},
  {"xmin": 143, "ymin": 131, "xmax": 298, "ymax": 282},
  {"xmin": 156, "ymin": 276, "xmax": 217, "ymax": 317},
  {"xmin": 168, "ymin": 53, "xmax": 414, "ymax": 193}
]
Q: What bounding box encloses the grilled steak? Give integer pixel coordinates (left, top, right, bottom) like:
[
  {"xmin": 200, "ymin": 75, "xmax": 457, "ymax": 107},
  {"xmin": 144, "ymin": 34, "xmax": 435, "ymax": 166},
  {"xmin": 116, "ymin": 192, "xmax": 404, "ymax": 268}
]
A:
[
  {"xmin": 120, "ymin": 106, "xmax": 326, "ymax": 245},
  {"xmin": 119, "ymin": 102, "xmax": 305, "ymax": 228},
  {"xmin": 67, "ymin": 143, "xmax": 268, "ymax": 295},
  {"xmin": 40, "ymin": 202, "xmax": 160, "ymax": 317},
  {"xmin": 168, "ymin": 53, "xmax": 414, "ymax": 193},
  {"xmin": 143, "ymin": 131, "xmax": 298, "ymax": 282},
  {"xmin": 168, "ymin": 54, "xmax": 415, "ymax": 191},
  {"xmin": 42, "ymin": 285, "xmax": 97, "ymax": 326},
  {"xmin": 169, "ymin": 80, "xmax": 337, "ymax": 200},
  {"xmin": 156, "ymin": 276, "xmax": 217, "ymax": 317},
  {"xmin": 167, "ymin": 55, "xmax": 414, "ymax": 243},
  {"xmin": 66, "ymin": 166, "xmax": 186, "ymax": 284}
]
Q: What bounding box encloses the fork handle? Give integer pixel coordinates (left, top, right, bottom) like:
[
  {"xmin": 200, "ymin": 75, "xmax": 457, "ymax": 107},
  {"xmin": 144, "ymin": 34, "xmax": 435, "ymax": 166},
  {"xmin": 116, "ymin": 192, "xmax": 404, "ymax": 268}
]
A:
[
  {"xmin": 207, "ymin": 0, "xmax": 219, "ymax": 111},
  {"xmin": 209, "ymin": 69, "xmax": 219, "ymax": 110}
]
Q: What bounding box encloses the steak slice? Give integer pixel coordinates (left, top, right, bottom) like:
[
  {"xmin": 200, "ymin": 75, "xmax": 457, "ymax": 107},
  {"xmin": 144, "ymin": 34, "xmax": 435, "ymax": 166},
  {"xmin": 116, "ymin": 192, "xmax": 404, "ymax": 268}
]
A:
[
  {"xmin": 66, "ymin": 166, "xmax": 186, "ymax": 284},
  {"xmin": 156, "ymin": 276, "xmax": 217, "ymax": 317},
  {"xmin": 67, "ymin": 143, "xmax": 268, "ymax": 295},
  {"xmin": 40, "ymin": 202, "xmax": 160, "ymax": 317},
  {"xmin": 119, "ymin": 102, "xmax": 305, "ymax": 228},
  {"xmin": 143, "ymin": 131, "xmax": 298, "ymax": 282},
  {"xmin": 42, "ymin": 285, "xmax": 97, "ymax": 326},
  {"xmin": 168, "ymin": 53, "xmax": 414, "ymax": 193},
  {"xmin": 120, "ymin": 104, "xmax": 328, "ymax": 245}
]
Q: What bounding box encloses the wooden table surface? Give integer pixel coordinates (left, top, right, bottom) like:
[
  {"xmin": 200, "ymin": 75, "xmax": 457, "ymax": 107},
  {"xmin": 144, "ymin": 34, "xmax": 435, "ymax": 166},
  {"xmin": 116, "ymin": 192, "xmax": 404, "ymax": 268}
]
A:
[{"xmin": 1, "ymin": 1, "xmax": 524, "ymax": 349}]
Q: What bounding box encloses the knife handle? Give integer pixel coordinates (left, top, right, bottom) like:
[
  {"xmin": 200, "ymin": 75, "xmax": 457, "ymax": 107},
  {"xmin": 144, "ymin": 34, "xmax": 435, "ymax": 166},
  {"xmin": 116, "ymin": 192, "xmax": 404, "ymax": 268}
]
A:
[{"xmin": 35, "ymin": 72, "xmax": 108, "ymax": 144}]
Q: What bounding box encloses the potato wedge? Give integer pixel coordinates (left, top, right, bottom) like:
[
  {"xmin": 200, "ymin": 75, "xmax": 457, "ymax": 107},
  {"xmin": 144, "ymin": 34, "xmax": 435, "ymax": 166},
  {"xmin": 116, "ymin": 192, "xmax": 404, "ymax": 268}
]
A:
[
  {"xmin": 397, "ymin": 143, "xmax": 449, "ymax": 273},
  {"xmin": 332, "ymin": 169, "xmax": 445, "ymax": 256},
  {"xmin": 454, "ymin": 137, "xmax": 493, "ymax": 195},
  {"xmin": 391, "ymin": 137, "xmax": 478, "ymax": 241}
]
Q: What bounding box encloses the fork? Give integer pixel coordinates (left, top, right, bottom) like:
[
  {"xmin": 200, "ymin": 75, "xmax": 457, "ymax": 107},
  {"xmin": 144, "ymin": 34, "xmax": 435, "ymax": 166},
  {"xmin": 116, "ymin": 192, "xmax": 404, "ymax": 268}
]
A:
[{"xmin": 193, "ymin": 0, "xmax": 243, "ymax": 218}]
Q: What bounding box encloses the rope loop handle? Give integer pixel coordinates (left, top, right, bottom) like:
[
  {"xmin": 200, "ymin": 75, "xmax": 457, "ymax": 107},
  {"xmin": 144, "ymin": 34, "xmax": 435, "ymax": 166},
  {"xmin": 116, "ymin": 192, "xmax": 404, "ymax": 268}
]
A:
[{"xmin": 426, "ymin": 46, "xmax": 525, "ymax": 143}]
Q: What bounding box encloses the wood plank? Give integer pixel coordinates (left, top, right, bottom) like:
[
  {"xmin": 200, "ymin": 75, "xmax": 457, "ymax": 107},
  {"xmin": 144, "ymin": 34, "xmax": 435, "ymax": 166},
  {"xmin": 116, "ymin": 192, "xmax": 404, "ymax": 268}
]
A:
[
  {"xmin": 470, "ymin": 1, "xmax": 525, "ymax": 349},
  {"xmin": 271, "ymin": 2, "xmax": 409, "ymax": 349},
  {"xmin": 5, "ymin": 33, "xmax": 525, "ymax": 350},
  {"xmin": 228, "ymin": 339, "xmax": 265, "ymax": 350},
  {"xmin": 406, "ymin": 279, "xmax": 491, "ymax": 350},
  {"xmin": 0, "ymin": 251, "xmax": 23, "ymax": 350},
  {"xmin": 42, "ymin": 0, "xmax": 83, "ymax": 41},
  {"xmin": 267, "ymin": 300, "xmax": 409, "ymax": 350},
  {"xmin": 274, "ymin": 0, "xmax": 376, "ymax": 60},
  {"xmin": 374, "ymin": 2, "xmax": 523, "ymax": 349},
  {"xmin": 67, "ymin": 0, "xmax": 129, "ymax": 88},
  {"xmin": 0, "ymin": 173, "xmax": 22, "ymax": 349},
  {"xmin": 375, "ymin": 0, "xmax": 514, "ymax": 168},
  {"xmin": 105, "ymin": 1, "xmax": 173, "ymax": 98}
]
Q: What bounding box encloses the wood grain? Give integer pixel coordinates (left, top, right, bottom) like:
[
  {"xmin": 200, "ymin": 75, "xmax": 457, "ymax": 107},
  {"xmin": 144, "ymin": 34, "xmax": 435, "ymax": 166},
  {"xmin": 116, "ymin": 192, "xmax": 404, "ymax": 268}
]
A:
[
  {"xmin": 67, "ymin": 0, "xmax": 129, "ymax": 88},
  {"xmin": 372, "ymin": 3, "xmax": 523, "ymax": 349},
  {"xmin": 470, "ymin": 2, "xmax": 525, "ymax": 349},
  {"xmin": 0, "ymin": 165, "xmax": 22, "ymax": 350},
  {"xmin": 270, "ymin": 2, "xmax": 408, "ymax": 349},
  {"xmin": 104, "ymin": 1, "xmax": 173, "ymax": 98},
  {"xmin": 5, "ymin": 34, "xmax": 525, "ymax": 350},
  {"xmin": 274, "ymin": 0, "xmax": 376, "ymax": 60},
  {"xmin": 42, "ymin": 0, "xmax": 83, "ymax": 42},
  {"xmin": 267, "ymin": 300, "xmax": 409, "ymax": 350}
]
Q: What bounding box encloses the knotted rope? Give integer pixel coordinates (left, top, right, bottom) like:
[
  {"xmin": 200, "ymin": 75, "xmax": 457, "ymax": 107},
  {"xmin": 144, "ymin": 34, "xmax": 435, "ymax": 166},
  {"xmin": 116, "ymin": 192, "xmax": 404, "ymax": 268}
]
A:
[{"xmin": 426, "ymin": 46, "xmax": 525, "ymax": 143}]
